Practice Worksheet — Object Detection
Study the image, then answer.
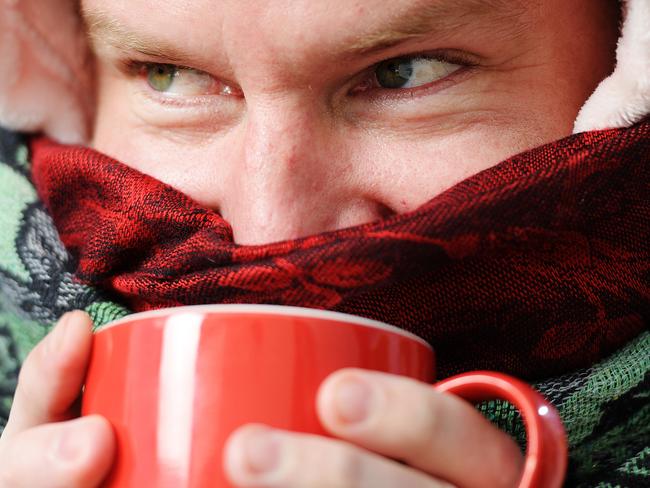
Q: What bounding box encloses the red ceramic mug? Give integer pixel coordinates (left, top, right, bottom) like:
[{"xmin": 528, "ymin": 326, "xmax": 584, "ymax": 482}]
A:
[{"xmin": 82, "ymin": 305, "xmax": 567, "ymax": 487}]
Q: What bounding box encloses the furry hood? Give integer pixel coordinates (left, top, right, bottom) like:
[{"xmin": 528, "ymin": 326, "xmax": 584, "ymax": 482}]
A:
[{"xmin": 0, "ymin": 0, "xmax": 648, "ymax": 143}]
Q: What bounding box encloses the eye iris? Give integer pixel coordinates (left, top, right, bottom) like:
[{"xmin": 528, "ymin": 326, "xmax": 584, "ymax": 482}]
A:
[
  {"xmin": 375, "ymin": 58, "xmax": 413, "ymax": 89},
  {"xmin": 147, "ymin": 64, "xmax": 176, "ymax": 92}
]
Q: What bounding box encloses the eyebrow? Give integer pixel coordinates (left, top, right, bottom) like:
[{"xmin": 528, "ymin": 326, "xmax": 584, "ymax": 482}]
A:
[
  {"xmin": 347, "ymin": 0, "xmax": 527, "ymax": 55},
  {"xmin": 83, "ymin": 10, "xmax": 201, "ymax": 65},
  {"xmin": 83, "ymin": 0, "xmax": 527, "ymax": 65}
]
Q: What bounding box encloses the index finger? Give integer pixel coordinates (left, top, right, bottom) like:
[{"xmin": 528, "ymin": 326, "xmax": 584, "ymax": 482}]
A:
[{"xmin": 3, "ymin": 311, "xmax": 94, "ymax": 438}]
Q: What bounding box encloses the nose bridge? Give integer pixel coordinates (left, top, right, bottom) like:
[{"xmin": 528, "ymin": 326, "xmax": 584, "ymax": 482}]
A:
[
  {"xmin": 224, "ymin": 95, "xmax": 332, "ymax": 244},
  {"xmin": 243, "ymin": 97, "xmax": 312, "ymax": 179}
]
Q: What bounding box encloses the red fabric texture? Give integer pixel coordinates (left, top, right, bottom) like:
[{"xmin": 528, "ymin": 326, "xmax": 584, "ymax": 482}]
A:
[{"xmin": 31, "ymin": 121, "xmax": 650, "ymax": 380}]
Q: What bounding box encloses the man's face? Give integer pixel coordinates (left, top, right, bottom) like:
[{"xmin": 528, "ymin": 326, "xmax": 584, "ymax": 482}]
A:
[{"xmin": 83, "ymin": 0, "xmax": 618, "ymax": 245}]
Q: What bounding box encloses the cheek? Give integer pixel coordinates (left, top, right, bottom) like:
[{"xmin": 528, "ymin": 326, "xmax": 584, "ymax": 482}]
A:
[
  {"xmin": 343, "ymin": 121, "xmax": 538, "ymax": 212},
  {"xmin": 93, "ymin": 128, "xmax": 228, "ymax": 207},
  {"xmin": 92, "ymin": 65, "xmax": 146, "ymax": 164},
  {"xmin": 91, "ymin": 66, "xmax": 225, "ymax": 203}
]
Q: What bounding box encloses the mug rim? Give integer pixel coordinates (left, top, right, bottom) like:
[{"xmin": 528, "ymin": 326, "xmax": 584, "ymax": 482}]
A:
[{"xmin": 98, "ymin": 304, "xmax": 432, "ymax": 349}]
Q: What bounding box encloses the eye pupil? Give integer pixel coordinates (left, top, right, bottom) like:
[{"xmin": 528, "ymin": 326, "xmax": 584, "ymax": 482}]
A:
[
  {"xmin": 376, "ymin": 58, "xmax": 413, "ymax": 89},
  {"xmin": 147, "ymin": 64, "xmax": 176, "ymax": 92}
]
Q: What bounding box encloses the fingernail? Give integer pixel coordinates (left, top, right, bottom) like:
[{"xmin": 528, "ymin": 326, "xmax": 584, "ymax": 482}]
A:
[
  {"xmin": 54, "ymin": 419, "xmax": 92, "ymax": 462},
  {"xmin": 334, "ymin": 376, "xmax": 372, "ymax": 424},
  {"xmin": 242, "ymin": 428, "xmax": 281, "ymax": 475}
]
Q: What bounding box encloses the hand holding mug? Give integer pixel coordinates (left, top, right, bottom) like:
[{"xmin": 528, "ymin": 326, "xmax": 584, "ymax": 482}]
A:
[
  {"xmin": 0, "ymin": 308, "xmax": 566, "ymax": 488},
  {"xmin": 0, "ymin": 312, "xmax": 115, "ymax": 487},
  {"xmin": 225, "ymin": 369, "xmax": 527, "ymax": 487}
]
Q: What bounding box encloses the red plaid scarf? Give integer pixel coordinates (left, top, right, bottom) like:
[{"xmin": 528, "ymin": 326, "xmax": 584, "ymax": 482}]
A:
[{"xmin": 31, "ymin": 121, "xmax": 650, "ymax": 380}]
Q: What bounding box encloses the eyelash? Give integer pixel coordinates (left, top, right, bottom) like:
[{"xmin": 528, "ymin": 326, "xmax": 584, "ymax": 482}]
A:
[
  {"xmin": 118, "ymin": 50, "xmax": 478, "ymax": 102},
  {"xmin": 119, "ymin": 59, "xmax": 155, "ymax": 78}
]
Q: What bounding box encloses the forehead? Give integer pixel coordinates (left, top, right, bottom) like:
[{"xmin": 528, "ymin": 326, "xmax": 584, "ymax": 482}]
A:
[
  {"xmin": 82, "ymin": 0, "xmax": 522, "ymax": 61},
  {"xmin": 81, "ymin": 0, "xmax": 509, "ymax": 26}
]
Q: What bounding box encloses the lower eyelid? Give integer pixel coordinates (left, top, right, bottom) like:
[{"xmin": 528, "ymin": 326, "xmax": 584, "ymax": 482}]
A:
[
  {"xmin": 130, "ymin": 88, "xmax": 242, "ymax": 130},
  {"xmin": 130, "ymin": 77, "xmax": 239, "ymax": 111},
  {"xmin": 138, "ymin": 85, "xmax": 205, "ymax": 107}
]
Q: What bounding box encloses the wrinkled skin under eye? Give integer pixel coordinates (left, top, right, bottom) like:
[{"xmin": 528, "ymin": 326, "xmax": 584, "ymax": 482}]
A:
[{"xmin": 375, "ymin": 57, "xmax": 462, "ymax": 89}]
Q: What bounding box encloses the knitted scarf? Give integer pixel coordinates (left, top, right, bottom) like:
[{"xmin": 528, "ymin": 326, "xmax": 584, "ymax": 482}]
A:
[
  {"xmin": 30, "ymin": 122, "xmax": 650, "ymax": 381},
  {"xmin": 0, "ymin": 123, "xmax": 648, "ymax": 486}
]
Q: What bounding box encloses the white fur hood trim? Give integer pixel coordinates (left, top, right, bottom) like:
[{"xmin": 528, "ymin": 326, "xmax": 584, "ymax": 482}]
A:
[
  {"xmin": 574, "ymin": 0, "xmax": 650, "ymax": 133},
  {"xmin": 0, "ymin": 0, "xmax": 648, "ymax": 143}
]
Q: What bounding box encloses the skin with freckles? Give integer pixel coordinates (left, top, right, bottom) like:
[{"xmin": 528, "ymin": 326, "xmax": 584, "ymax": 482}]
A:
[{"xmin": 0, "ymin": 1, "xmax": 620, "ymax": 487}]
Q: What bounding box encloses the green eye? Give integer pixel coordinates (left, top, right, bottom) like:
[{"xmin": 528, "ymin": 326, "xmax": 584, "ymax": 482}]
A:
[
  {"xmin": 147, "ymin": 64, "xmax": 177, "ymax": 92},
  {"xmin": 375, "ymin": 58, "xmax": 414, "ymax": 89},
  {"xmin": 372, "ymin": 56, "xmax": 464, "ymax": 91}
]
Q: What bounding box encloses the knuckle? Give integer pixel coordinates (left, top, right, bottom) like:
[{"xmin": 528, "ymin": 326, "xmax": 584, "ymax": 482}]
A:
[
  {"xmin": 280, "ymin": 436, "xmax": 366, "ymax": 487},
  {"xmin": 15, "ymin": 333, "xmax": 74, "ymax": 405},
  {"xmin": 421, "ymin": 392, "xmax": 443, "ymax": 435},
  {"xmin": 16, "ymin": 348, "xmax": 38, "ymax": 386},
  {"xmin": 330, "ymin": 442, "xmax": 365, "ymax": 486},
  {"xmin": 1, "ymin": 425, "xmax": 97, "ymax": 488},
  {"xmin": 492, "ymin": 439, "xmax": 523, "ymax": 488},
  {"xmin": 16, "ymin": 335, "xmax": 53, "ymax": 392},
  {"xmin": 401, "ymin": 390, "xmax": 444, "ymax": 458},
  {"xmin": 14, "ymin": 362, "xmax": 37, "ymax": 406},
  {"xmin": 14, "ymin": 355, "xmax": 44, "ymax": 409}
]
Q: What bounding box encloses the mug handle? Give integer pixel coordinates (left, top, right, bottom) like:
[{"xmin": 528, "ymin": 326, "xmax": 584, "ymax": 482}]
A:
[{"xmin": 434, "ymin": 371, "xmax": 567, "ymax": 488}]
